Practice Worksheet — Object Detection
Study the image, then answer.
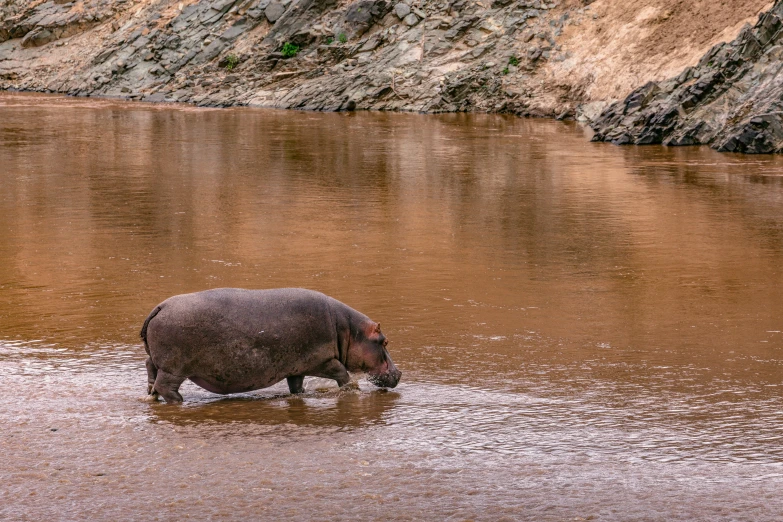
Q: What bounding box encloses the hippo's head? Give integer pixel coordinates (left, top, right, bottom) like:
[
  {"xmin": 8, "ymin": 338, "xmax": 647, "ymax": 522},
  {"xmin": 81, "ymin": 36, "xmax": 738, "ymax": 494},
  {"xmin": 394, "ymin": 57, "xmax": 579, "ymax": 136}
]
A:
[{"xmin": 348, "ymin": 322, "xmax": 401, "ymax": 388}]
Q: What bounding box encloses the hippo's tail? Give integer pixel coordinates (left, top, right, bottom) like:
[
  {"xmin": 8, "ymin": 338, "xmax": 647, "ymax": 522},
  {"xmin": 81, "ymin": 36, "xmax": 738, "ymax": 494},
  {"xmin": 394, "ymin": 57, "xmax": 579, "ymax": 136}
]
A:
[{"xmin": 140, "ymin": 305, "xmax": 163, "ymax": 356}]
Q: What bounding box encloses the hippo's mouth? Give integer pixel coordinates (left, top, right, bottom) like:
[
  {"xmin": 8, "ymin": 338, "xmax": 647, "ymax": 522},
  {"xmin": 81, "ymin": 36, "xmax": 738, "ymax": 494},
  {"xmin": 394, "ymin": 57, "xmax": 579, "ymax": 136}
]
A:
[{"xmin": 367, "ymin": 370, "xmax": 401, "ymax": 389}]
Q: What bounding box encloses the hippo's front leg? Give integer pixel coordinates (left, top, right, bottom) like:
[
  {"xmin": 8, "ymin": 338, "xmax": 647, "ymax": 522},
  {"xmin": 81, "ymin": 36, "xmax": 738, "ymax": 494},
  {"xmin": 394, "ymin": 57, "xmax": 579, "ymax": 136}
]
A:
[
  {"xmin": 312, "ymin": 359, "xmax": 354, "ymax": 388},
  {"xmin": 286, "ymin": 375, "xmax": 305, "ymax": 394}
]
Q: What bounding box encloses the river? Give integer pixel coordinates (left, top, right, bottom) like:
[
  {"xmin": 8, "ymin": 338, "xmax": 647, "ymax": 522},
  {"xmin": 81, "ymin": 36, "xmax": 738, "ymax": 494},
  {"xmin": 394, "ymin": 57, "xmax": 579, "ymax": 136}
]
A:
[{"xmin": 1, "ymin": 92, "xmax": 783, "ymax": 520}]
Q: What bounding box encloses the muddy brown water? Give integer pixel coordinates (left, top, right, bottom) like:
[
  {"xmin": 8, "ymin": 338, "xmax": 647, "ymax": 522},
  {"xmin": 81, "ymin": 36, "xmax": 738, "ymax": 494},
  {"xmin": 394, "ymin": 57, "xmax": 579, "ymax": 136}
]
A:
[{"xmin": 2, "ymin": 92, "xmax": 783, "ymax": 520}]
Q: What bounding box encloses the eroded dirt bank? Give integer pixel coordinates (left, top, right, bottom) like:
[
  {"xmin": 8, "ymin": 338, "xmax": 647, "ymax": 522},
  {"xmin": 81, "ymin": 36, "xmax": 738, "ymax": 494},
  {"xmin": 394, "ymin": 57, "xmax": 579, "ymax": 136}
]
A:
[
  {"xmin": 0, "ymin": 0, "xmax": 775, "ymax": 135},
  {"xmin": 591, "ymin": 0, "xmax": 783, "ymax": 153}
]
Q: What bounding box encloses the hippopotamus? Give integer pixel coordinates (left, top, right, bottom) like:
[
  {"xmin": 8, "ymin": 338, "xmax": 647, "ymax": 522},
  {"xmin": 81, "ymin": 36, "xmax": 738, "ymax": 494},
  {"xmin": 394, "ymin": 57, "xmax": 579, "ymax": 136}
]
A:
[{"xmin": 140, "ymin": 288, "xmax": 401, "ymax": 403}]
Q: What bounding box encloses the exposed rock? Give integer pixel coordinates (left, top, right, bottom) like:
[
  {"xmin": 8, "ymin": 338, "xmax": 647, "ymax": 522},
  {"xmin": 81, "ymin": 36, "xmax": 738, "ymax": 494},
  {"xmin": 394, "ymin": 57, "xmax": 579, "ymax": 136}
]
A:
[
  {"xmin": 21, "ymin": 27, "xmax": 56, "ymax": 48},
  {"xmin": 342, "ymin": 0, "xmax": 391, "ymax": 39},
  {"xmin": 394, "ymin": 3, "xmax": 410, "ymax": 20},
  {"xmin": 590, "ymin": 0, "xmax": 783, "ymax": 153},
  {"xmin": 1, "ymin": 0, "xmax": 579, "ymax": 117},
  {"xmin": 265, "ymin": 2, "xmax": 287, "ymax": 23},
  {"xmin": 2, "ymin": 0, "xmax": 110, "ymax": 47},
  {"xmin": 403, "ymin": 13, "xmax": 419, "ymax": 26}
]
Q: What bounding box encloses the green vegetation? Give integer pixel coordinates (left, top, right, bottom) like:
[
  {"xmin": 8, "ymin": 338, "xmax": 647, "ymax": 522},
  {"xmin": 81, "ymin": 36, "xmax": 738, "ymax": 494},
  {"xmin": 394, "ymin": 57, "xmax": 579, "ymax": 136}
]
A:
[
  {"xmin": 337, "ymin": 32, "xmax": 348, "ymax": 44},
  {"xmin": 502, "ymin": 67, "xmax": 509, "ymax": 75},
  {"xmin": 326, "ymin": 36, "xmax": 334, "ymax": 45},
  {"xmin": 508, "ymin": 56, "xmax": 520, "ymax": 67},
  {"xmin": 224, "ymin": 54, "xmax": 239, "ymax": 70},
  {"xmin": 281, "ymin": 42, "xmax": 300, "ymax": 58}
]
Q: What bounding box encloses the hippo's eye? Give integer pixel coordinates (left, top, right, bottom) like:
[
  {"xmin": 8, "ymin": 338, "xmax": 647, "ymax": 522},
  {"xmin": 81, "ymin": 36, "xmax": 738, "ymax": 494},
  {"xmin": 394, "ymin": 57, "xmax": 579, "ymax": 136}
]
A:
[{"xmin": 382, "ymin": 338, "xmax": 388, "ymax": 347}]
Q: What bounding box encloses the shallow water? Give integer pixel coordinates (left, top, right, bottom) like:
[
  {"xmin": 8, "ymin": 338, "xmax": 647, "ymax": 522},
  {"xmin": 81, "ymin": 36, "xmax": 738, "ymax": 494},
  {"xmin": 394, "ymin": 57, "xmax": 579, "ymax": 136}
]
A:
[{"xmin": 2, "ymin": 92, "xmax": 783, "ymax": 520}]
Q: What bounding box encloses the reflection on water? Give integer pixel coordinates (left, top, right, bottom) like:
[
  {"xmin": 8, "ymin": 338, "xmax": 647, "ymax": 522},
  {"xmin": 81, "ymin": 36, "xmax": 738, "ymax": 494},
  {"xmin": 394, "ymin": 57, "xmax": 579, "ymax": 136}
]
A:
[
  {"xmin": 2, "ymin": 92, "xmax": 783, "ymax": 520},
  {"xmin": 151, "ymin": 389, "xmax": 402, "ymax": 429}
]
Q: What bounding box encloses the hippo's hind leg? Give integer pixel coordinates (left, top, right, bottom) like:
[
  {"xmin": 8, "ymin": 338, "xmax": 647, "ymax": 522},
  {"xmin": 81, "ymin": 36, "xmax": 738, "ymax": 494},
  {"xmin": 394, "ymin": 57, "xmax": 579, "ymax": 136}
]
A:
[
  {"xmin": 152, "ymin": 369, "xmax": 187, "ymax": 403},
  {"xmin": 287, "ymin": 375, "xmax": 305, "ymax": 394},
  {"xmin": 145, "ymin": 358, "xmax": 159, "ymax": 400}
]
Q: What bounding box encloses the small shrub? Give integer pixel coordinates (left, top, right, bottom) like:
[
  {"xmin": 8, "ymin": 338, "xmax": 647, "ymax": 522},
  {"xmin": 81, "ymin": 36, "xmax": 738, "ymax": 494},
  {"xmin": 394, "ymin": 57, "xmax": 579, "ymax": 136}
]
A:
[
  {"xmin": 508, "ymin": 56, "xmax": 520, "ymax": 66},
  {"xmin": 502, "ymin": 67, "xmax": 509, "ymax": 75},
  {"xmin": 338, "ymin": 32, "xmax": 348, "ymax": 44},
  {"xmin": 326, "ymin": 36, "xmax": 334, "ymax": 44},
  {"xmin": 281, "ymin": 42, "xmax": 300, "ymax": 58},
  {"xmin": 224, "ymin": 54, "xmax": 239, "ymax": 70}
]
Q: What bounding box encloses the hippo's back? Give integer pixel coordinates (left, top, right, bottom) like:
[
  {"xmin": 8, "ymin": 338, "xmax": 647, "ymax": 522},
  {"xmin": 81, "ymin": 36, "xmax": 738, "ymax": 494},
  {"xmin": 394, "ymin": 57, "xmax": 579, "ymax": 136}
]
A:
[{"xmin": 144, "ymin": 288, "xmax": 340, "ymax": 391}]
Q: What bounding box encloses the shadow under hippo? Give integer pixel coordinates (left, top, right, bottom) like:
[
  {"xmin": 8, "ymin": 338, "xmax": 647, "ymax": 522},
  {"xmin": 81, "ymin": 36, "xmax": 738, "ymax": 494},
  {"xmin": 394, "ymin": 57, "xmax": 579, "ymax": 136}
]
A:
[
  {"xmin": 148, "ymin": 389, "xmax": 402, "ymax": 429},
  {"xmin": 140, "ymin": 288, "xmax": 402, "ymax": 403}
]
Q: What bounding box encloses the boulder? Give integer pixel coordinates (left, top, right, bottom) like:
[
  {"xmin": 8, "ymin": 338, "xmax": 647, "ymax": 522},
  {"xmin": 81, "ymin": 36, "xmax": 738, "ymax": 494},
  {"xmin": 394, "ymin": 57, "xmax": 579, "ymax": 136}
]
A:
[
  {"xmin": 220, "ymin": 20, "xmax": 250, "ymax": 41},
  {"xmin": 246, "ymin": 0, "xmax": 272, "ymax": 19},
  {"xmin": 21, "ymin": 27, "xmax": 56, "ymax": 48},
  {"xmin": 394, "ymin": 3, "xmax": 410, "ymax": 19},
  {"xmin": 341, "ymin": 0, "xmax": 391, "ymax": 39},
  {"xmin": 265, "ymin": 2, "xmax": 286, "ymax": 23},
  {"xmin": 403, "ymin": 13, "xmax": 419, "ymax": 26}
]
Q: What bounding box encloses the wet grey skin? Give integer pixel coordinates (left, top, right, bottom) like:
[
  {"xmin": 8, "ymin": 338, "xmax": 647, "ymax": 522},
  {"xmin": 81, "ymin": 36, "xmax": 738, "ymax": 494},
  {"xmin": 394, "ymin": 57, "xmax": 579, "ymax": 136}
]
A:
[{"xmin": 140, "ymin": 288, "xmax": 402, "ymax": 403}]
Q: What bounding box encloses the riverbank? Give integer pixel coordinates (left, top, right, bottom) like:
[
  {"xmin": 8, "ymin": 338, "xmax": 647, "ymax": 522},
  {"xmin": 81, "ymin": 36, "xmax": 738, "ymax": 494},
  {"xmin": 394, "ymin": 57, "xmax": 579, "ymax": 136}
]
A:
[{"xmin": 0, "ymin": 0, "xmax": 779, "ymax": 151}]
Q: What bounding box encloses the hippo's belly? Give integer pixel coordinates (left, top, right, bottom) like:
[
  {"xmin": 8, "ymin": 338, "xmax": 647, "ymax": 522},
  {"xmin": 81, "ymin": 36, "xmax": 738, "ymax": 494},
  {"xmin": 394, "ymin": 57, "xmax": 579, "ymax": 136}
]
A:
[{"xmin": 188, "ymin": 374, "xmax": 279, "ymax": 395}]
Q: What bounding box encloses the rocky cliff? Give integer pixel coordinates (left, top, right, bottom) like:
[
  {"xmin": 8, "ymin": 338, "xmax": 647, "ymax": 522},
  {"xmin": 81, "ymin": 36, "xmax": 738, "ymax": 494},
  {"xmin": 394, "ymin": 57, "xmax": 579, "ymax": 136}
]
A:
[
  {"xmin": 0, "ymin": 0, "xmax": 583, "ymax": 114},
  {"xmin": 590, "ymin": 0, "xmax": 783, "ymax": 153},
  {"xmin": 0, "ymin": 0, "xmax": 775, "ymax": 136}
]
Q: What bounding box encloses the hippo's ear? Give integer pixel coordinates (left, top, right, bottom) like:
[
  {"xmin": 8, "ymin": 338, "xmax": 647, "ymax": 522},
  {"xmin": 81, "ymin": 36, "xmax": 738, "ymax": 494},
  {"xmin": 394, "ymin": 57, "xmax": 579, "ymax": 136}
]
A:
[{"xmin": 364, "ymin": 322, "xmax": 381, "ymax": 338}]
